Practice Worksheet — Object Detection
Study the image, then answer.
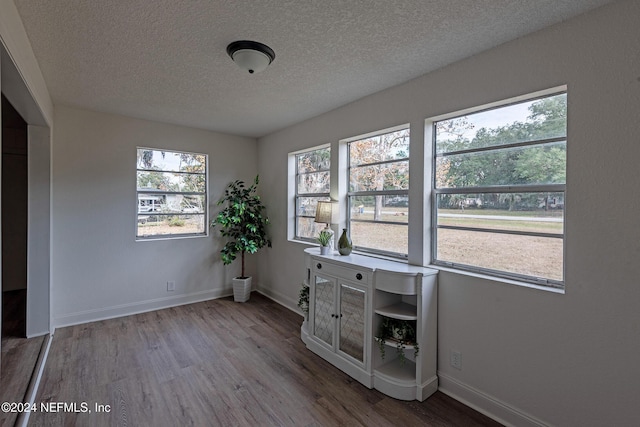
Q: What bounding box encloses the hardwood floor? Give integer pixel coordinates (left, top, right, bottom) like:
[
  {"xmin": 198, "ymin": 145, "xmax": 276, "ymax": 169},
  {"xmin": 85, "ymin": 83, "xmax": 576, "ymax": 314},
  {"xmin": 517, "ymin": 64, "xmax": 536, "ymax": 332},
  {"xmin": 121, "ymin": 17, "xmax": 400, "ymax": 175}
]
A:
[
  {"xmin": 31, "ymin": 293, "xmax": 501, "ymax": 426},
  {"xmin": 1, "ymin": 290, "xmax": 46, "ymax": 427}
]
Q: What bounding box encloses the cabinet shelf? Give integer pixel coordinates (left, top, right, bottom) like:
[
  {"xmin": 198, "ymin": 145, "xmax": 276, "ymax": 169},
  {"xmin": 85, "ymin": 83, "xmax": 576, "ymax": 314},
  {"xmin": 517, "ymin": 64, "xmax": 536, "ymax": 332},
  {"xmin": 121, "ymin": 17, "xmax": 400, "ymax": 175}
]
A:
[
  {"xmin": 375, "ymin": 302, "xmax": 417, "ymax": 320},
  {"xmin": 375, "ymin": 336, "xmax": 417, "ymax": 350},
  {"xmin": 374, "ymin": 358, "xmax": 416, "ymax": 383}
]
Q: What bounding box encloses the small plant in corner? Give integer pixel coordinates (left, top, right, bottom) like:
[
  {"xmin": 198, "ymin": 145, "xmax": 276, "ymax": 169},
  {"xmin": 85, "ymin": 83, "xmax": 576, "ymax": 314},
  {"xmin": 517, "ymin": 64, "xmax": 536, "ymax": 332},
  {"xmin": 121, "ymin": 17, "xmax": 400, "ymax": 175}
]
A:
[
  {"xmin": 317, "ymin": 230, "xmax": 332, "ymax": 247},
  {"xmin": 211, "ymin": 175, "xmax": 271, "ymax": 278},
  {"xmin": 375, "ymin": 317, "xmax": 419, "ymax": 366}
]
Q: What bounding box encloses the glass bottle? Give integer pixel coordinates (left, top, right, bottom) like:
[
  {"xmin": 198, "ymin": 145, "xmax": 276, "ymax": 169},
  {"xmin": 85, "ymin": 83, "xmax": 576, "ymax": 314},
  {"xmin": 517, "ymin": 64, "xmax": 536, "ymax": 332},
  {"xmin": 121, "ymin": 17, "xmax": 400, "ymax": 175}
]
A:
[{"xmin": 338, "ymin": 228, "xmax": 352, "ymax": 255}]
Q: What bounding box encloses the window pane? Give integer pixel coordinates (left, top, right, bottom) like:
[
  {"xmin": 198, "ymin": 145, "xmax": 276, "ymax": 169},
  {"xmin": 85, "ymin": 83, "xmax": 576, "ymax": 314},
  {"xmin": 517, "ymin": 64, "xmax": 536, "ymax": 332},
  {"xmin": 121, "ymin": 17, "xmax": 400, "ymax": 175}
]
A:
[
  {"xmin": 297, "ymin": 217, "xmax": 326, "ymax": 240},
  {"xmin": 136, "ymin": 148, "xmax": 207, "ymax": 240},
  {"xmin": 137, "ymin": 171, "xmax": 206, "ymax": 193},
  {"xmin": 350, "ymin": 161, "xmax": 409, "ymax": 192},
  {"xmin": 297, "ymin": 196, "xmax": 330, "ymax": 219},
  {"xmin": 437, "ymin": 192, "xmax": 564, "ymax": 234},
  {"xmin": 180, "ymin": 195, "xmax": 206, "ymax": 214},
  {"xmin": 297, "ymin": 148, "xmax": 330, "ymax": 173},
  {"xmin": 436, "ymin": 141, "xmax": 565, "ymax": 188},
  {"xmin": 138, "ymin": 193, "xmax": 206, "ymax": 214},
  {"xmin": 136, "ymin": 214, "xmax": 206, "ymax": 237},
  {"xmin": 435, "ymin": 93, "xmax": 567, "ymax": 154},
  {"xmin": 297, "ymin": 217, "xmax": 325, "ymax": 240},
  {"xmin": 350, "ymin": 222, "xmax": 407, "ymax": 255},
  {"xmin": 293, "ymin": 147, "xmax": 331, "ymax": 241},
  {"xmin": 349, "ymin": 129, "xmax": 409, "ymax": 166},
  {"xmin": 137, "ymin": 149, "xmax": 206, "ymax": 172},
  {"xmin": 297, "ymin": 171, "xmax": 330, "ymax": 194},
  {"xmin": 350, "ymin": 195, "xmax": 408, "ymax": 224},
  {"xmin": 436, "ymin": 228, "xmax": 563, "ymax": 281}
]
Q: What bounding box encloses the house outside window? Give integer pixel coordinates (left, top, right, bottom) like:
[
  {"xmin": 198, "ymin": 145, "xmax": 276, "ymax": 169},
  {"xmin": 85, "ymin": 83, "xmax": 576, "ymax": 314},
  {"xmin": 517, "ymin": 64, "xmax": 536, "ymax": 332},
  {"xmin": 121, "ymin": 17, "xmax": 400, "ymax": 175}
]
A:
[
  {"xmin": 294, "ymin": 147, "xmax": 331, "ymax": 241},
  {"xmin": 347, "ymin": 126, "xmax": 410, "ymax": 258},
  {"xmin": 136, "ymin": 148, "xmax": 207, "ymax": 239},
  {"xmin": 432, "ymin": 90, "xmax": 567, "ymax": 287}
]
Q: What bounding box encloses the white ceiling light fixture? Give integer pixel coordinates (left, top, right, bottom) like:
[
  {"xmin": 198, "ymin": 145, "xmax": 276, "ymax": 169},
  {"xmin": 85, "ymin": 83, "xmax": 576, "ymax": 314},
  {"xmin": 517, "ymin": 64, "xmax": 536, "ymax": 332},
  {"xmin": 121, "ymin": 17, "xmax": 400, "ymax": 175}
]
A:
[{"xmin": 226, "ymin": 40, "xmax": 275, "ymax": 74}]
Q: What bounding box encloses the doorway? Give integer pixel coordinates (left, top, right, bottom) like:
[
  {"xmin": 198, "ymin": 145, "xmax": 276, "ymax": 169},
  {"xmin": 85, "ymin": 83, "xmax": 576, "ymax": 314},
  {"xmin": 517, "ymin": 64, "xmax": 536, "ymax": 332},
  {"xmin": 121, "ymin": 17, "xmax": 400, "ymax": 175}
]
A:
[{"xmin": 1, "ymin": 94, "xmax": 28, "ymax": 339}]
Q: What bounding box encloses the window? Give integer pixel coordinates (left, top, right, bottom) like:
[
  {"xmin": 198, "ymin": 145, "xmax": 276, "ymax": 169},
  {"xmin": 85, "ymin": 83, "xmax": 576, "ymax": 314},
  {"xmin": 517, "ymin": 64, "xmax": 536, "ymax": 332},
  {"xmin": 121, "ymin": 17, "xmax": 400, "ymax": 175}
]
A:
[
  {"xmin": 347, "ymin": 127, "xmax": 410, "ymax": 257},
  {"xmin": 136, "ymin": 148, "xmax": 207, "ymax": 239},
  {"xmin": 294, "ymin": 146, "xmax": 331, "ymax": 241},
  {"xmin": 433, "ymin": 91, "xmax": 566, "ymax": 286}
]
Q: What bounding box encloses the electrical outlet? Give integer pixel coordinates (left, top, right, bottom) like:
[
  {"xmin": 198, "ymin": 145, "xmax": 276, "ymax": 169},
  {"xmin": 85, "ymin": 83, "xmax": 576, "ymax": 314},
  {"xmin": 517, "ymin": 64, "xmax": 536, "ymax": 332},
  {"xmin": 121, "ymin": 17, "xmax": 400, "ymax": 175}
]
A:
[
  {"xmin": 167, "ymin": 281, "xmax": 175, "ymax": 292},
  {"xmin": 451, "ymin": 350, "xmax": 462, "ymax": 370}
]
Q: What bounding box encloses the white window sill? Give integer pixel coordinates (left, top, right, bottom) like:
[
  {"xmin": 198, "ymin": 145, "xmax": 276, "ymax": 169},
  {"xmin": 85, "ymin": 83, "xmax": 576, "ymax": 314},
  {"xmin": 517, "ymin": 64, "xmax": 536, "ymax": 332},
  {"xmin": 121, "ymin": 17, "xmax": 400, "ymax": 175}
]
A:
[{"xmin": 430, "ymin": 265, "xmax": 565, "ymax": 295}]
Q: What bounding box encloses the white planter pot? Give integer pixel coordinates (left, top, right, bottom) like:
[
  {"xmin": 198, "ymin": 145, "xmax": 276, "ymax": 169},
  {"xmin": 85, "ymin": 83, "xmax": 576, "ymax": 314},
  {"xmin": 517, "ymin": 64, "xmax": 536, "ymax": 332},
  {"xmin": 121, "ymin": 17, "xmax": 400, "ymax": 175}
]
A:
[
  {"xmin": 232, "ymin": 277, "xmax": 252, "ymax": 302},
  {"xmin": 320, "ymin": 246, "xmax": 330, "ymax": 255}
]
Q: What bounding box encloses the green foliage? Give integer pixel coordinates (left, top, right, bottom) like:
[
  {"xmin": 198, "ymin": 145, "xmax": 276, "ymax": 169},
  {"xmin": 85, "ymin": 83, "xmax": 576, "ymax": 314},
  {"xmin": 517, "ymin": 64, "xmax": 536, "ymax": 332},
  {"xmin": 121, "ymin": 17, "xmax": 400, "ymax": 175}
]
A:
[
  {"xmin": 137, "ymin": 171, "xmax": 177, "ymax": 191},
  {"xmin": 298, "ymin": 284, "xmax": 309, "ymax": 314},
  {"xmin": 211, "ymin": 176, "xmax": 271, "ymax": 277},
  {"xmin": 168, "ymin": 217, "xmax": 185, "ymax": 227},
  {"xmin": 317, "ymin": 230, "xmax": 332, "ymax": 246},
  {"xmin": 436, "ymin": 94, "xmax": 567, "ymax": 210},
  {"xmin": 376, "ymin": 317, "xmax": 419, "ymax": 366}
]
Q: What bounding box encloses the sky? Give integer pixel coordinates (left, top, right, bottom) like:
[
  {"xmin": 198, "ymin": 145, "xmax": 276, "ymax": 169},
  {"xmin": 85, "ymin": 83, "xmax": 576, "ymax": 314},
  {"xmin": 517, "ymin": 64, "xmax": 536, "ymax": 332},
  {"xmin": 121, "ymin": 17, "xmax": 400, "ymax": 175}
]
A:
[{"xmin": 457, "ymin": 100, "xmax": 534, "ymax": 140}]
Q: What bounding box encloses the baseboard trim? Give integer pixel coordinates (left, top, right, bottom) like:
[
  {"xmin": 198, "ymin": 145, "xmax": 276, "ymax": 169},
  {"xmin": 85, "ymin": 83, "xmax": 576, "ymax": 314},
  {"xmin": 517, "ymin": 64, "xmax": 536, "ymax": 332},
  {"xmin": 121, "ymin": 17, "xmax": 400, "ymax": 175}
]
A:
[
  {"xmin": 255, "ymin": 286, "xmax": 301, "ymax": 316},
  {"xmin": 26, "ymin": 329, "xmax": 50, "ymax": 339},
  {"xmin": 52, "ymin": 288, "xmax": 232, "ymax": 329},
  {"xmin": 438, "ymin": 372, "xmax": 549, "ymax": 427}
]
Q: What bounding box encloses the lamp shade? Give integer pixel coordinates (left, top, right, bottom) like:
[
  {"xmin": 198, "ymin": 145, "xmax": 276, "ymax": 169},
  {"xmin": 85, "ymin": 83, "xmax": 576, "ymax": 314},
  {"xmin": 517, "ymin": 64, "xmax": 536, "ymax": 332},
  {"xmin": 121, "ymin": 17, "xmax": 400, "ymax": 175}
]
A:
[
  {"xmin": 314, "ymin": 201, "xmax": 336, "ymax": 225},
  {"xmin": 227, "ymin": 40, "xmax": 275, "ymax": 74}
]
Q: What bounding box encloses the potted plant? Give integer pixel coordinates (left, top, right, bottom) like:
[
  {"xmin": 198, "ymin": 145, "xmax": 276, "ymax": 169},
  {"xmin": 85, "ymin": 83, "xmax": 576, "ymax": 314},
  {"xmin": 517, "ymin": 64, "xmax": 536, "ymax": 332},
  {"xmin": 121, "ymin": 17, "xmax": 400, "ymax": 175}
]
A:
[
  {"xmin": 211, "ymin": 175, "xmax": 271, "ymax": 302},
  {"xmin": 317, "ymin": 230, "xmax": 332, "ymax": 255},
  {"xmin": 375, "ymin": 317, "xmax": 419, "ymax": 366}
]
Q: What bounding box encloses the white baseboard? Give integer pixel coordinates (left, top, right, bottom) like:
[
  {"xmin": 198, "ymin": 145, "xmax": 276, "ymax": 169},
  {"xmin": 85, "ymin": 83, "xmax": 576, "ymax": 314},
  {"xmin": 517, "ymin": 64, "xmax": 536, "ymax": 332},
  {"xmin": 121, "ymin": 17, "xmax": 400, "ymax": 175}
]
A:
[
  {"xmin": 438, "ymin": 372, "xmax": 550, "ymax": 427},
  {"xmin": 26, "ymin": 329, "xmax": 50, "ymax": 339},
  {"xmin": 255, "ymin": 285, "xmax": 302, "ymax": 316},
  {"xmin": 52, "ymin": 288, "xmax": 232, "ymax": 329}
]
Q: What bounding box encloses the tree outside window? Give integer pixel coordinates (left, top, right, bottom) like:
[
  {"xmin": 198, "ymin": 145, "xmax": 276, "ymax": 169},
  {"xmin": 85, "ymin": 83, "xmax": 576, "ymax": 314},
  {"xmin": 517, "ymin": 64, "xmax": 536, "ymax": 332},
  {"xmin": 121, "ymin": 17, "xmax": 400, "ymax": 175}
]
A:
[{"xmin": 433, "ymin": 91, "xmax": 566, "ymax": 286}]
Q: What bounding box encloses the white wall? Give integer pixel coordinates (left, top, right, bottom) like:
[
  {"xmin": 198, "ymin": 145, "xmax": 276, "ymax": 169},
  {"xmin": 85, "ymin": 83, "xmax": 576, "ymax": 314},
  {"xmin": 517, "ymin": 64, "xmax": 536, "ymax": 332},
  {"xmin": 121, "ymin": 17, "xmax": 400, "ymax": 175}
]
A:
[
  {"xmin": 51, "ymin": 106, "xmax": 258, "ymax": 326},
  {"xmin": 257, "ymin": 1, "xmax": 640, "ymax": 426}
]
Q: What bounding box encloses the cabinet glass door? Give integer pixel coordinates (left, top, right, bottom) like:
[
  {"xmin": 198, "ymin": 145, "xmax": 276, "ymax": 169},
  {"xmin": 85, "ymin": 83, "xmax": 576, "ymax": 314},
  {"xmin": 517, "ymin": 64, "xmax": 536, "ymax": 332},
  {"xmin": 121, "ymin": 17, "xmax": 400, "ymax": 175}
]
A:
[
  {"xmin": 313, "ymin": 275, "xmax": 335, "ymax": 346},
  {"xmin": 339, "ymin": 283, "xmax": 366, "ymax": 363}
]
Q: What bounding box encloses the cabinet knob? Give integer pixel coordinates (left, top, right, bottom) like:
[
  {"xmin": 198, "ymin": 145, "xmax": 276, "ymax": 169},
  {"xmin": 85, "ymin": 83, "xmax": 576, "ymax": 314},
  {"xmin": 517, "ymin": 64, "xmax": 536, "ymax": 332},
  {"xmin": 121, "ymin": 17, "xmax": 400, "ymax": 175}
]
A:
[
  {"xmin": 356, "ymin": 273, "xmax": 363, "ymax": 280},
  {"xmin": 316, "ymin": 263, "xmax": 322, "ymax": 269}
]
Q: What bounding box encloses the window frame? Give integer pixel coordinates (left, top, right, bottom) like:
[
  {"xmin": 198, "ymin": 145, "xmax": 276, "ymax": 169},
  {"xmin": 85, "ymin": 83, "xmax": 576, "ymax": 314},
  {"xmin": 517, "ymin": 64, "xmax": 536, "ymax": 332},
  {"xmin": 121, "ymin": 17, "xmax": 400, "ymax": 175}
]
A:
[
  {"xmin": 430, "ymin": 89, "xmax": 566, "ymax": 287},
  {"xmin": 136, "ymin": 147, "xmax": 208, "ymax": 241},
  {"xmin": 346, "ymin": 125, "xmax": 410, "ymax": 259},
  {"xmin": 293, "ymin": 145, "xmax": 331, "ymax": 243}
]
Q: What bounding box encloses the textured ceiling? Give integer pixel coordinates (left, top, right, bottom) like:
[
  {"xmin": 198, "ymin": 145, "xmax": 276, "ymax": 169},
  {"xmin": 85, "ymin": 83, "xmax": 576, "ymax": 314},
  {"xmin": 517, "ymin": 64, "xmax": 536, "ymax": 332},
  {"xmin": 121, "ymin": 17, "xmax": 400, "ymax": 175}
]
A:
[{"xmin": 14, "ymin": 0, "xmax": 614, "ymax": 138}]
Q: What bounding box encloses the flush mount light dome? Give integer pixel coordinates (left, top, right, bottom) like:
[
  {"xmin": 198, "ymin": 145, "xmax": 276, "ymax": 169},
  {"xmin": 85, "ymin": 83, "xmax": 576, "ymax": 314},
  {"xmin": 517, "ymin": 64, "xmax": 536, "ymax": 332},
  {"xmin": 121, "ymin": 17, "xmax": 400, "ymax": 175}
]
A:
[{"xmin": 226, "ymin": 40, "xmax": 275, "ymax": 74}]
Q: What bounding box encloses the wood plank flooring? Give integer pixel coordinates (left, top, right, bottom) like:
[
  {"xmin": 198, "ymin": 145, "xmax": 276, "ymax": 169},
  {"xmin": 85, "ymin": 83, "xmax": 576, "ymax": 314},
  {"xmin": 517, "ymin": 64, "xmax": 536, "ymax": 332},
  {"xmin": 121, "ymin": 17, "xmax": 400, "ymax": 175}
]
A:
[
  {"xmin": 31, "ymin": 293, "xmax": 502, "ymax": 427},
  {"xmin": 1, "ymin": 290, "xmax": 46, "ymax": 427}
]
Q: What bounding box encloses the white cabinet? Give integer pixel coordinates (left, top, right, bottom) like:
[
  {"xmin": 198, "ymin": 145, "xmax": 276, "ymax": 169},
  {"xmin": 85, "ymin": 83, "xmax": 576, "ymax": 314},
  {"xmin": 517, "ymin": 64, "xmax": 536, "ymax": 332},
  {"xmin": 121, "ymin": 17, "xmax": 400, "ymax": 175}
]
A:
[
  {"xmin": 305, "ymin": 252, "xmax": 373, "ymax": 386},
  {"xmin": 301, "ymin": 248, "xmax": 438, "ymax": 401}
]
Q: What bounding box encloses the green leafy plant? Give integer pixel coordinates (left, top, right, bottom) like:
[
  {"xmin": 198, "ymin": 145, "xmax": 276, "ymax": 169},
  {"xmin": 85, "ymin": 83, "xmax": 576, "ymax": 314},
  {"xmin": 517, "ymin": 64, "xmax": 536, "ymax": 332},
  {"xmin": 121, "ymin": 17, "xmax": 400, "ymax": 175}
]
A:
[
  {"xmin": 168, "ymin": 217, "xmax": 185, "ymax": 227},
  {"xmin": 375, "ymin": 317, "xmax": 419, "ymax": 366},
  {"xmin": 211, "ymin": 175, "xmax": 271, "ymax": 278},
  {"xmin": 298, "ymin": 284, "xmax": 309, "ymax": 314},
  {"xmin": 317, "ymin": 230, "xmax": 332, "ymax": 247}
]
